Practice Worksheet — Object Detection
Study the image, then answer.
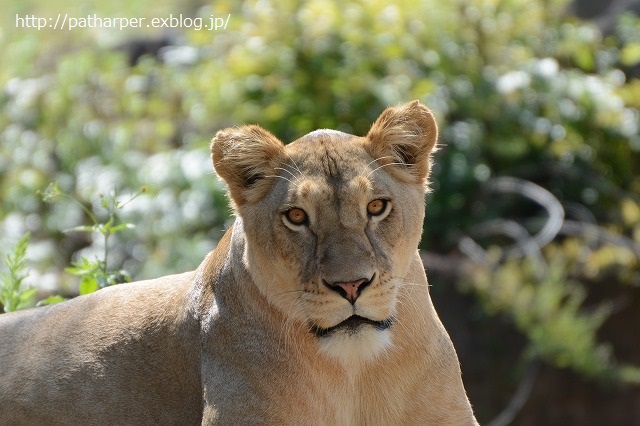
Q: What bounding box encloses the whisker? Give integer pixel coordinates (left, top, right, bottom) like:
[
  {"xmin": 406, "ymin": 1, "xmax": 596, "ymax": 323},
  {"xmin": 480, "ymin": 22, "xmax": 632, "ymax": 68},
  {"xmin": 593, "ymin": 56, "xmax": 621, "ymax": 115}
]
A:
[
  {"xmin": 273, "ymin": 287, "xmax": 307, "ymax": 296},
  {"xmin": 365, "ymin": 155, "xmax": 396, "ymax": 169},
  {"xmin": 274, "ymin": 167, "xmax": 302, "ymax": 185},
  {"xmin": 285, "ymin": 153, "xmax": 306, "ymax": 180},
  {"xmin": 264, "ymin": 174, "xmax": 300, "ymax": 188},
  {"xmin": 366, "ymin": 161, "xmax": 406, "ymax": 178}
]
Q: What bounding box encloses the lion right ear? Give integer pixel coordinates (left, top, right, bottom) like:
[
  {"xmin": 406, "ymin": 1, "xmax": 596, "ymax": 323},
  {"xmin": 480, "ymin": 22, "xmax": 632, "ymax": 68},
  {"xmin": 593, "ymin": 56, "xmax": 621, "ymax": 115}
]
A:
[
  {"xmin": 365, "ymin": 100, "xmax": 438, "ymax": 187},
  {"xmin": 211, "ymin": 125, "xmax": 285, "ymax": 207}
]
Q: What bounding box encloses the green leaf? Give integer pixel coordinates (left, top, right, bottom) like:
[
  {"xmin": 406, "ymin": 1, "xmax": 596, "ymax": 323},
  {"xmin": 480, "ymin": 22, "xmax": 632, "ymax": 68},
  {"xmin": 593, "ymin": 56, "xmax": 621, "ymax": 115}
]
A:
[
  {"xmin": 64, "ymin": 266, "xmax": 82, "ymax": 275},
  {"xmin": 110, "ymin": 223, "xmax": 135, "ymax": 233},
  {"xmin": 64, "ymin": 225, "xmax": 99, "ymax": 234},
  {"xmin": 39, "ymin": 182, "xmax": 63, "ymax": 204},
  {"xmin": 97, "ymin": 275, "xmax": 110, "ymax": 288},
  {"xmin": 37, "ymin": 295, "xmax": 67, "ymax": 307},
  {"xmin": 79, "ymin": 277, "xmax": 99, "ymax": 295},
  {"xmin": 621, "ymin": 43, "xmax": 640, "ymax": 66},
  {"xmin": 573, "ymin": 45, "xmax": 595, "ymax": 71},
  {"xmin": 65, "ymin": 257, "xmax": 99, "ymax": 276},
  {"xmin": 16, "ymin": 288, "xmax": 38, "ymax": 310},
  {"xmin": 98, "ymin": 219, "xmax": 114, "ymax": 235},
  {"xmin": 18, "ymin": 288, "xmax": 37, "ymax": 303},
  {"xmin": 0, "ymin": 233, "xmax": 33, "ymax": 313}
]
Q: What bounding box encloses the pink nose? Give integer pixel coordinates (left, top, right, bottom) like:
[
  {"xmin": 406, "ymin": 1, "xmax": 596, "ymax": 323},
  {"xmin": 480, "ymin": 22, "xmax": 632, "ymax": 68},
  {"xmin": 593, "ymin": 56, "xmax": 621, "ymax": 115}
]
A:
[{"xmin": 334, "ymin": 278, "xmax": 369, "ymax": 304}]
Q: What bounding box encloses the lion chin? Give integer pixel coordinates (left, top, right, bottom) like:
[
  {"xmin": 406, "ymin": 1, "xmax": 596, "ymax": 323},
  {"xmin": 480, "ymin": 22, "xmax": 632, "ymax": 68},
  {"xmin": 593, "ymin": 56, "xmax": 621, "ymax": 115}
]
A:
[{"xmin": 312, "ymin": 316, "xmax": 394, "ymax": 367}]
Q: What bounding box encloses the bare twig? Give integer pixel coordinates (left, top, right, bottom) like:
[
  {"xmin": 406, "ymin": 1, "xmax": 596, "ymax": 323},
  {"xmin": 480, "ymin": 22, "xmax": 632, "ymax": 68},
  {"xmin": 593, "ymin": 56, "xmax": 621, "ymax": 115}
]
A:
[
  {"xmin": 560, "ymin": 220, "xmax": 640, "ymax": 259},
  {"xmin": 459, "ymin": 219, "xmax": 549, "ymax": 279},
  {"xmin": 458, "ymin": 177, "xmax": 565, "ymax": 264},
  {"xmin": 487, "ymin": 360, "xmax": 541, "ymax": 426},
  {"xmin": 419, "ymin": 251, "xmax": 475, "ymax": 278},
  {"xmin": 485, "ymin": 177, "xmax": 565, "ymax": 257}
]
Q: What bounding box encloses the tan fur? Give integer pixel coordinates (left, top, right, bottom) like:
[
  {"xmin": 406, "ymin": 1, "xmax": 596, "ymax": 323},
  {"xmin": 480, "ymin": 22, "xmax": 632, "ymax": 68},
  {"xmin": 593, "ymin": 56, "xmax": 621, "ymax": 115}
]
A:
[{"xmin": 0, "ymin": 101, "xmax": 478, "ymax": 425}]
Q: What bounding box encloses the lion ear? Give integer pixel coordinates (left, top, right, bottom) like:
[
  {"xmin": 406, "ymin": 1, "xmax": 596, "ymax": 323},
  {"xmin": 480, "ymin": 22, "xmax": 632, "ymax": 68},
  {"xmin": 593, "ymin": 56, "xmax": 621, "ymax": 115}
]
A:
[
  {"xmin": 211, "ymin": 125, "xmax": 285, "ymax": 207},
  {"xmin": 365, "ymin": 100, "xmax": 438, "ymax": 186}
]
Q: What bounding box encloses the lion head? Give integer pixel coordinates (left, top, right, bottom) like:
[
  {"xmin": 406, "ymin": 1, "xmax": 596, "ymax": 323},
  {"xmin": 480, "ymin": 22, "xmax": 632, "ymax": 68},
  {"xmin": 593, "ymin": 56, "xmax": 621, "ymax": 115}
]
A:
[{"xmin": 211, "ymin": 101, "xmax": 438, "ymax": 366}]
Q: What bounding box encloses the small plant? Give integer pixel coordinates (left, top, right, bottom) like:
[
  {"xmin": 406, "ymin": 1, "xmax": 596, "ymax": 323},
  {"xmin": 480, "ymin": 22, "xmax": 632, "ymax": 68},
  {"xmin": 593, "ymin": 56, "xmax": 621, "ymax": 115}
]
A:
[
  {"xmin": 0, "ymin": 233, "xmax": 37, "ymax": 313},
  {"xmin": 41, "ymin": 183, "xmax": 145, "ymax": 295}
]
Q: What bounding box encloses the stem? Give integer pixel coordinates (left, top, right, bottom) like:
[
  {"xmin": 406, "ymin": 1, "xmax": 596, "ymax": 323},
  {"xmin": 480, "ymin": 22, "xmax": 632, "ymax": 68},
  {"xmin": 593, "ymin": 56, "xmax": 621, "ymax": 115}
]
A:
[
  {"xmin": 102, "ymin": 205, "xmax": 116, "ymax": 275},
  {"xmin": 488, "ymin": 360, "xmax": 540, "ymax": 426},
  {"xmin": 102, "ymin": 233, "xmax": 109, "ymax": 274},
  {"xmin": 118, "ymin": 187, "xmax": 145, "ymax": 209},
  {"xmin": 60, "ymin": 194, "xmax": 99, "ymax": 226}
]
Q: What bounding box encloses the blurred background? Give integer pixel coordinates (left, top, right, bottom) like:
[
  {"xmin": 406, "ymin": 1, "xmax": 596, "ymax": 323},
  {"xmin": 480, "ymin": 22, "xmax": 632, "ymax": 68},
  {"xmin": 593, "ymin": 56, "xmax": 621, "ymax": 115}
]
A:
[{"xmin": 1, "ymin": 0, "xmax": 639, "ymax": 424}]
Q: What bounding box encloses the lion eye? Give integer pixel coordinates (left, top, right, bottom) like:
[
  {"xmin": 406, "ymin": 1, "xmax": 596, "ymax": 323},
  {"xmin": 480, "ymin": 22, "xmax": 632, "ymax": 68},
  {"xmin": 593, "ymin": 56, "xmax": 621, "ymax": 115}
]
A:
[
  {"xmin": 285, "ymin": 208, "xmax": 308, "ymax": 225},
  {"xmin": 367, "ymin": 199, "xmax": 387, "ymax": 216}
]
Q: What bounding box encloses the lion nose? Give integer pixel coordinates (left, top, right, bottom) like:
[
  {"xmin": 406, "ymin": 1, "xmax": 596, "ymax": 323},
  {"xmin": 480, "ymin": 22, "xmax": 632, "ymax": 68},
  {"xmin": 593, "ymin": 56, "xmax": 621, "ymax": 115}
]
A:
[{"xmin": 325, "ymin": 278, "xmax": 371, "ymax": 305}]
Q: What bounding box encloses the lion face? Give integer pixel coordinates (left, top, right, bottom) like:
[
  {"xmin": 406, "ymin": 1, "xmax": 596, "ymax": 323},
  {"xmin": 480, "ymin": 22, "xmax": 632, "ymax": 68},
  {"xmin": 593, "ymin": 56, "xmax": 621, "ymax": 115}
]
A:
[{"xmin": 212, "ymin": 101, "xmax": 438, "ymax": 366}]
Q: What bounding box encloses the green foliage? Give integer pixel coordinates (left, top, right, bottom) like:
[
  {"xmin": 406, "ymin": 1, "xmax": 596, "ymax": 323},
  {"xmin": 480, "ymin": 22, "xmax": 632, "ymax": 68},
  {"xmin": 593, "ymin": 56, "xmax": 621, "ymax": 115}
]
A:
[
  {"xmin": 0, "ymin": 233, "xmax": 37, "ymax": 312},
  {"xmin": 41, "ymin": 183, "xmax": 143, "ymax": 295},
  {"xmin": 36, "ymin": 295, "xmax": 67, "ymax": 307},
  {"xmin": 65, "ymin": 257, "xmax": 130, "ymax": 295},
  {"xmin": 469, "ymin": 251, "xmax": 640, "ymax": 383}
]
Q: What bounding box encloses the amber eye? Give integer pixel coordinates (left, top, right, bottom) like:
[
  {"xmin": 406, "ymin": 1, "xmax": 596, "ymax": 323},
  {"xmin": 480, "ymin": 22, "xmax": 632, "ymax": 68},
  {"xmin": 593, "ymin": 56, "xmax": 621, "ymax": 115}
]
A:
[
  {"xmin": 285, "ymin": 208, "xmax": 308, "ymax": 225},
  {"xmin": 367, "ymin": 199, "xmax": 387, "ymax": 216}
]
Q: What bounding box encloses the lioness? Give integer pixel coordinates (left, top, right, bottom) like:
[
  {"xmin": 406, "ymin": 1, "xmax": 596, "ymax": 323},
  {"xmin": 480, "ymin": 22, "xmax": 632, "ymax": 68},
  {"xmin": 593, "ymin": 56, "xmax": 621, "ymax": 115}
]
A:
[{"xmin": 0, "ymin": 101, "xmax": 478, "ymax": 425}]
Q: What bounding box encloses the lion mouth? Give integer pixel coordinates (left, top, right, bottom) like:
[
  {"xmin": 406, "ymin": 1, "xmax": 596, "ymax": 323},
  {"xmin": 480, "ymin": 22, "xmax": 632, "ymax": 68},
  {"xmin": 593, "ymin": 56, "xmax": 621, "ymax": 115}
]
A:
[{"xmin": 311, "ymin": 315, "xmax": 393, "ymax": 338}]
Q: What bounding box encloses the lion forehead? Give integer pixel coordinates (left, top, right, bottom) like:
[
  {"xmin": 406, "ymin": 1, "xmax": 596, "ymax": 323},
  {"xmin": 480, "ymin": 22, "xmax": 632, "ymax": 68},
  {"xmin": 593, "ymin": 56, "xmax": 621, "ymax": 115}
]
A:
[
  {"xmin": 301, "ymin": 129, "xmax": 350, "ymax": 140},
  {"xmin": 285, "ymin": 136, "xmax": 373, "ymax": 181},
  {"xmin": 292, "ymin": 173, "xmax": 372, "ymax": 196}
]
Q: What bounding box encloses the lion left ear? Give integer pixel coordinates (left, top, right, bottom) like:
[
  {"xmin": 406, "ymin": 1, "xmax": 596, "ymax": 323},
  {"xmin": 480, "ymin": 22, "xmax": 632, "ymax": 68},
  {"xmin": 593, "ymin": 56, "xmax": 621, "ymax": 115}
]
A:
[
  {"xmin": 211, "ymin": 125, "xmax": 285, "ymax": 207},
  {"xmin": 365, "ymin": 100, "xmax": 438, "ymax": 186}
]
